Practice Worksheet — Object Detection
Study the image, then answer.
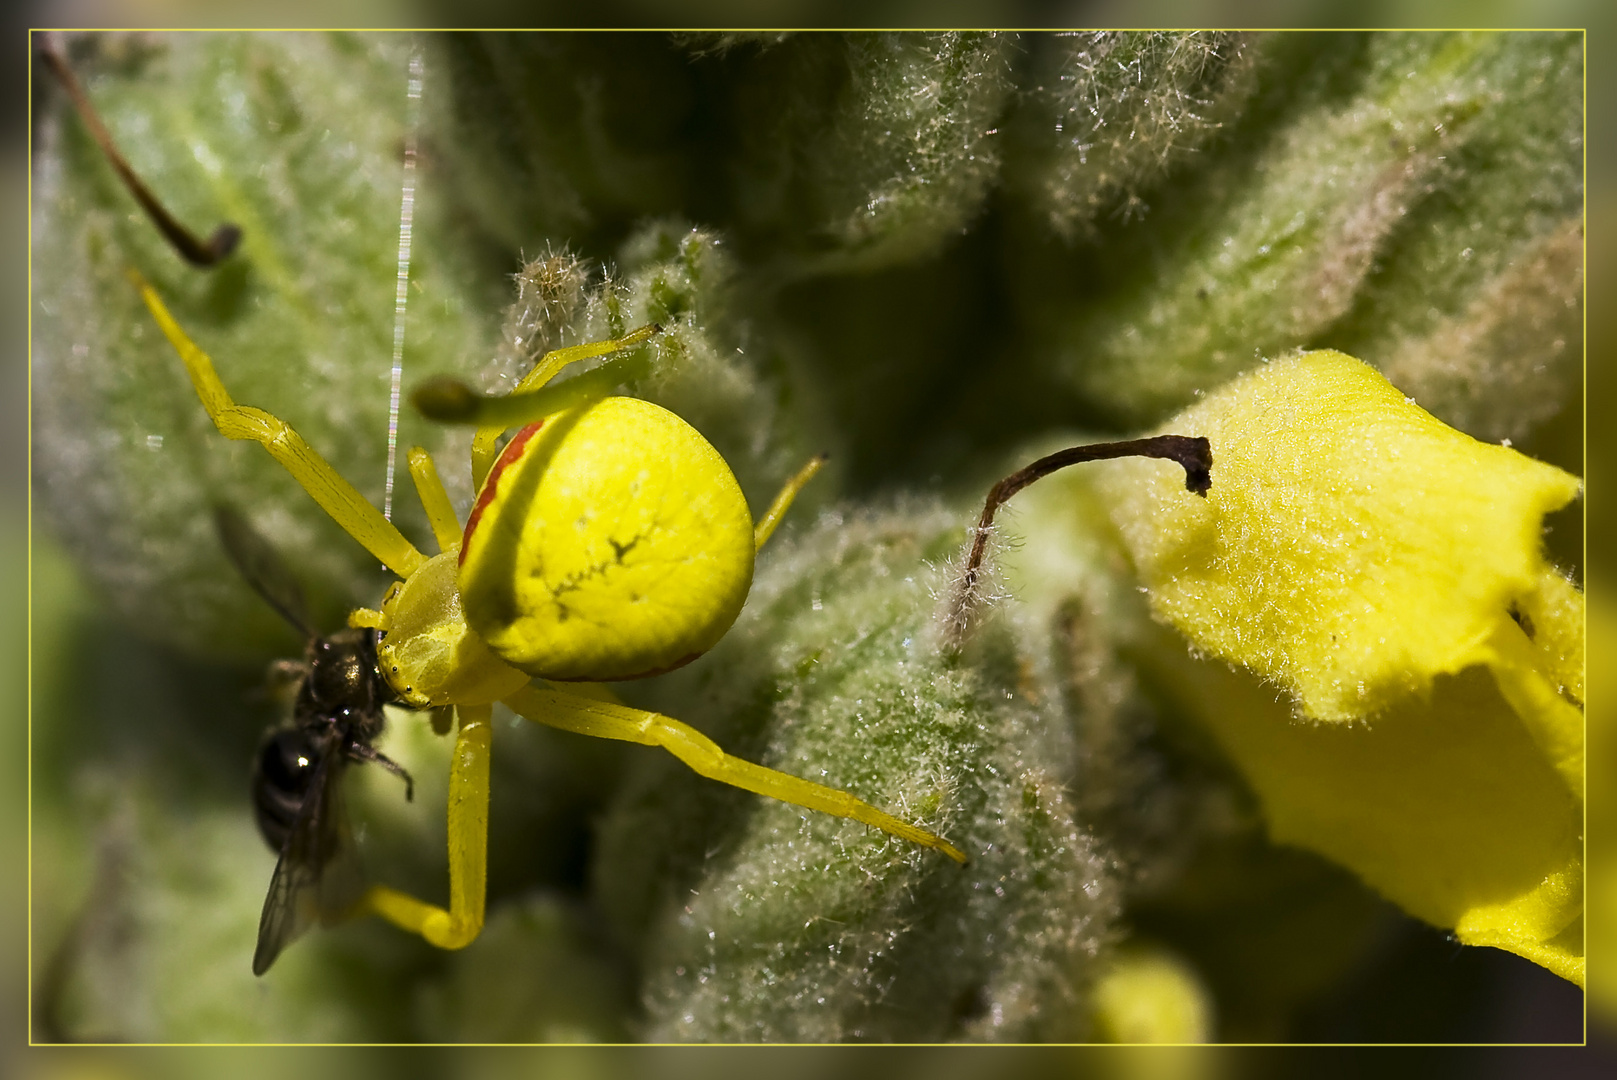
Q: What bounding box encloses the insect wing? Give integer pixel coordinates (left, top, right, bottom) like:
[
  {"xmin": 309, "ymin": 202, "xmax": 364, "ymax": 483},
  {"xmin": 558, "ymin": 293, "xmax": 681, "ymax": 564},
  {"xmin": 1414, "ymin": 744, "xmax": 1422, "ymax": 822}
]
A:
[
  {"xmin": 252, "ymin": 743, "xmax": 367, "ymax": 975},
  {"xmin": 214, "ymin": 503, "xmax": 314, "ymax": 638}
]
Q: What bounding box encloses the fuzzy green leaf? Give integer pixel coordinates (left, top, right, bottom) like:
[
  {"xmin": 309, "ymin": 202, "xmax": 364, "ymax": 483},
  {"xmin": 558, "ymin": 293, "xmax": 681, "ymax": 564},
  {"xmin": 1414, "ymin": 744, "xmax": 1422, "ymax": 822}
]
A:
[
  {"xmin": 597, "ymin": 501, "xmax": 1115, "ymax": 1041},
  {"xmin": 1032, "ymin": 32, "xmax": 1582, "ymax": 436}
]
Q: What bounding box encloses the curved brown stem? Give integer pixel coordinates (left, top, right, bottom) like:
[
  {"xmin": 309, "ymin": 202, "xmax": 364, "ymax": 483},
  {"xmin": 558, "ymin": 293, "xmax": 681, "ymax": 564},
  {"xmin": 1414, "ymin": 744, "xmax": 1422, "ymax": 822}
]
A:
[
  {"xmin": 952, "ymin": 434, "xmax": 1212, "ymax": 638},
  {"xmin": 39, "ymin": 35, "xmax": 241, "ymax": 267}
]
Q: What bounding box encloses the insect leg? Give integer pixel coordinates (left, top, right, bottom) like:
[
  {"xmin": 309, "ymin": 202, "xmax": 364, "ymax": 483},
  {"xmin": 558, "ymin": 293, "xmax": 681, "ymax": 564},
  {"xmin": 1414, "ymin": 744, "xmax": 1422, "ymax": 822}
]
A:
[
  {"xmin": 132, "ymin": 273, "xmax": 426, "ymax": 579},
  {"xmin": 507, "ymin": 684, "xmax": 968, "ymax": 864},
  {"xmin": 345, "ymin": 744, "xmax": 416, "ymax": 802},
  {"xmin": 753, "ymin": 453, "xmax": 829, "ymax": 550},
  {"xmin": 363, "ymin": 704, "xmax": 492, "ymax": 949}
]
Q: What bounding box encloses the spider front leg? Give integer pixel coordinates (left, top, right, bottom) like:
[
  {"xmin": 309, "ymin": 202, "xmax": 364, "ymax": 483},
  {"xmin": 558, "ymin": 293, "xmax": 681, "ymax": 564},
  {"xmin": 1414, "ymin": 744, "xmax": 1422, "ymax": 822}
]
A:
[
  {"xmin": 468, "ymin": 324, "xmax": 662, "ymax": 489},
  {"xmin": 363, "ymin": 703, "xmax": 493, "ymax": 949},
  {"xmin": 505, "ymin": 684, "xmax": 968, "ymax": 864},
  {"xmin": 133, "ymin": 272, "xmax": 425, "ymax": 579}
]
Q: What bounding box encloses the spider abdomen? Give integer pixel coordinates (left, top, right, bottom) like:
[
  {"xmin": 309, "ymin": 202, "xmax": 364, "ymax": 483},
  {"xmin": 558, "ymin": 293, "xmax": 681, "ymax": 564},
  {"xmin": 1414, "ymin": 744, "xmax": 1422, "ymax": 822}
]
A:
[{"xmin": 459, "ymin": 396, "xmax": 755, "ymax": 682}]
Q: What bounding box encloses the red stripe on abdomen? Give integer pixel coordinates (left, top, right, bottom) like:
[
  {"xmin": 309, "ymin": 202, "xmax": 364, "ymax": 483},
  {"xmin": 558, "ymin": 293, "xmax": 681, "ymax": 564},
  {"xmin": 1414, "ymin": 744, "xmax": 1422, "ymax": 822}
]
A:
[{"xmin": 461, "ymin": 421, "xmax": 545, "ymax": 566}]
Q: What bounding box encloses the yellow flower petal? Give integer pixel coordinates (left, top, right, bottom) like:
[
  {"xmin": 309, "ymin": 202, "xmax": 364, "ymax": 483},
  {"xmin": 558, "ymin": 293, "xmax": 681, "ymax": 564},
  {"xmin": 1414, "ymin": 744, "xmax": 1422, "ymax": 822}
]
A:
[
  {"xmin": 1101, "ymin": 350, "xmax": 1580, "ymax": 722},
  {"xmin": 1094, "ymin": 350, "xmax": 1584, "ymax": 984}
]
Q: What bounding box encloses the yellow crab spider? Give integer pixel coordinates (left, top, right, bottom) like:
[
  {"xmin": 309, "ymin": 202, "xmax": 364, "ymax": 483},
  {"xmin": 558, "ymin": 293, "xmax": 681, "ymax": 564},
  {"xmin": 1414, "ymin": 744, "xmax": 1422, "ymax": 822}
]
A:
[{"xmin": 132, "ymin": 271, "xmax": 968, "ymax": 957}]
